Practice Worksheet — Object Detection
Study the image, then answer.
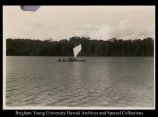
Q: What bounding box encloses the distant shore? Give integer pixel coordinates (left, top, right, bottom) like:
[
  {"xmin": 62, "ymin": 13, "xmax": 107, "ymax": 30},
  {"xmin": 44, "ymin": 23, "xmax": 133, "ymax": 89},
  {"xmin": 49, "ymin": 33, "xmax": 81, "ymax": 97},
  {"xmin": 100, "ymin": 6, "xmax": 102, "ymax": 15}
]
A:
[
  {"xmin": 6, "ymin": 55, "xmax": 154, "ymax": 58},
  {"xmin": 6, "ymin": 37, "xmax": 154, "ymax": 56}
]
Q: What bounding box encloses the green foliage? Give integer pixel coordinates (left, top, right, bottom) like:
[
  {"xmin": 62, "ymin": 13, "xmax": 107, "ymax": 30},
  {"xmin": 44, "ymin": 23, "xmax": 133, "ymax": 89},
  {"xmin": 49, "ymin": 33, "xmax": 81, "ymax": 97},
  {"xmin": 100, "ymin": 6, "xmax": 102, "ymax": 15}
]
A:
[{"xmin": 6, "ymin": 37, "xmax": 154, "ymax": 56}]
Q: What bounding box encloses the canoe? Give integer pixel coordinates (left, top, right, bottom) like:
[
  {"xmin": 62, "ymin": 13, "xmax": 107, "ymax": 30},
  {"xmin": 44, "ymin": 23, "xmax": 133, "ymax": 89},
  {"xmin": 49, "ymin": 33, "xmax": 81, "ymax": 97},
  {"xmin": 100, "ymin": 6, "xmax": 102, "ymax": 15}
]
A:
[{"xmin": 57, "ymin": 59, "xmax": 86, "ymax": 62}]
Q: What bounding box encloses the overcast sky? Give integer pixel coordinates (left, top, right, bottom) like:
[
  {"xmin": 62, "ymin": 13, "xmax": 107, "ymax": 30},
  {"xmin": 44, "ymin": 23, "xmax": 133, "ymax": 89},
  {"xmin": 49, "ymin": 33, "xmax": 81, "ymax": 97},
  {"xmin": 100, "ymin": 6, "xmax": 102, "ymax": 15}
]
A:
[{"xmin": 3, "ymin": 6, "xmax": 155, "ymax": 41}]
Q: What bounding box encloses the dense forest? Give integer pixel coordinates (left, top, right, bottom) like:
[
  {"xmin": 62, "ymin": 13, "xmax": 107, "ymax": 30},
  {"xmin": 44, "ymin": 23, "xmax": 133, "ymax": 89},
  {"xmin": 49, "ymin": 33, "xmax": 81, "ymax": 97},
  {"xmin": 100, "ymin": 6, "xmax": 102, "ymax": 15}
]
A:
[{"xmin": 6, "ymin": 37, "xmax": 154, "ymax": 56}]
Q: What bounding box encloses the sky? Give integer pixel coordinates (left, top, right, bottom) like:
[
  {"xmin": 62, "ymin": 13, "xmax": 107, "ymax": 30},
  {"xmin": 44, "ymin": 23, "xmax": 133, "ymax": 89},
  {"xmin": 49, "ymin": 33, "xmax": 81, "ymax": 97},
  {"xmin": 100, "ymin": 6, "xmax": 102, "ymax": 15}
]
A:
[{"xmin": 3, "ymin": 6, "xmax": 155, "ymax": 41}]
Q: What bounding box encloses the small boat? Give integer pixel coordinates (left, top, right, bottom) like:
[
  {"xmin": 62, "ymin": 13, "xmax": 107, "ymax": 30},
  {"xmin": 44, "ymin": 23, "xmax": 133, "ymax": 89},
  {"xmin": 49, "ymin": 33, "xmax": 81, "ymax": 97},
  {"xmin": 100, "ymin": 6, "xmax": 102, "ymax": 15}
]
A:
[
  {"xmin": 57, "ymin": 44, "xmax": 86, "ymax": 62},
  {"xmin": 57, "ymin": 58, "xmax": 86, "ymax": 62}
]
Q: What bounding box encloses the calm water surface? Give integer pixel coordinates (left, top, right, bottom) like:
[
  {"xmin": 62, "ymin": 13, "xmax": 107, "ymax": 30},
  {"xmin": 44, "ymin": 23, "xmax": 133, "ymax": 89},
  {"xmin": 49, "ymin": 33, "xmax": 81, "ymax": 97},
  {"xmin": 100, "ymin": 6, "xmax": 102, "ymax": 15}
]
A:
[{"xmin": 6, "ymin": 56, "xmax": 154, "ymax": 107}]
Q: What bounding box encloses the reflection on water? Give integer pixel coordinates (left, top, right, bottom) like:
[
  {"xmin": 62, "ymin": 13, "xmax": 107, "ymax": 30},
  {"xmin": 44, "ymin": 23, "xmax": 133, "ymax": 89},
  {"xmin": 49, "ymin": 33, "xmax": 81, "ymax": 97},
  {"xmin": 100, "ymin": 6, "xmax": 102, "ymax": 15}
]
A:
[{"xmin": 6, "ymin": 56, "xmax": 154, "ymax": 107}]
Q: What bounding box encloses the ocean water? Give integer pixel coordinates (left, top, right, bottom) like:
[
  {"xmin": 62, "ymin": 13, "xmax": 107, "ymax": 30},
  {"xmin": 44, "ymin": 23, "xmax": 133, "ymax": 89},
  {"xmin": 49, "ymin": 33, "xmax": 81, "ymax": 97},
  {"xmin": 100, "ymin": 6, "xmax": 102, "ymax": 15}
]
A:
[{"xmin": 5, "ymin": 56, "xmax": 154, "ymax": 108}]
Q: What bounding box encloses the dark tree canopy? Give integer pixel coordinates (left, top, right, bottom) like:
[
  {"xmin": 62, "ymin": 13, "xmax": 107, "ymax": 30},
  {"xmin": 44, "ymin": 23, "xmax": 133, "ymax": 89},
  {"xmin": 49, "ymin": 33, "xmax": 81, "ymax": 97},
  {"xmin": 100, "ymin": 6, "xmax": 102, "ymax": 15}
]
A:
[{"xmin": 6, "ymin": 37, "xmax": 154, "ymax": 56}]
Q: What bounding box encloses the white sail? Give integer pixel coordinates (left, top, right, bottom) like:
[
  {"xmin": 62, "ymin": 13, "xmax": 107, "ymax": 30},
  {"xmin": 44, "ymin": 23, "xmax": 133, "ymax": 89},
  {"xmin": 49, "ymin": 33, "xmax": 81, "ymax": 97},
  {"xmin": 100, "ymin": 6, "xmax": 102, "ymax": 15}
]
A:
[{"xmin": 73, "ymin": 44, "xmax": 81, "ymax": 58}]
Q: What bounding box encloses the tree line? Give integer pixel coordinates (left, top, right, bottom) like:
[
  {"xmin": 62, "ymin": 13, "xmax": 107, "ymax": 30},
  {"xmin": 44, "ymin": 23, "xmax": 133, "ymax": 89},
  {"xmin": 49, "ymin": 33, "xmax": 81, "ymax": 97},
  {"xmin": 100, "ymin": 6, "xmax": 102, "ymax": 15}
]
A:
[{"xmin": 6, "ymin": 37, "xmax": 154, "ymax": 56}]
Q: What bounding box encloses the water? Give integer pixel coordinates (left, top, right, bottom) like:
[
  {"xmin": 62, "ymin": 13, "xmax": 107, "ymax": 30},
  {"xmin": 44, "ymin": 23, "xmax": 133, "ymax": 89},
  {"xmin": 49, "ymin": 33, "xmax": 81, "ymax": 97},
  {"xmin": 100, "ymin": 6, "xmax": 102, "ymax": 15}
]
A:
[{"xmin": 6, "ymin": 56, "xmax": 154, "ymax": 108}]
